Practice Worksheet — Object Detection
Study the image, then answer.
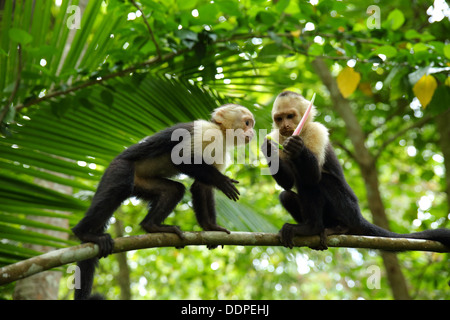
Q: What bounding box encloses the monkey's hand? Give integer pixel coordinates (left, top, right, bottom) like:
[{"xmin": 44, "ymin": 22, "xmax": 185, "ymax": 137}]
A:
[
  {"xmin": 217, "ymin": 176, "xmax": 240, "ymax": 201},
  {"xmin": 282, "ymin": 136, "xmax": 304, "ymax": 159}
]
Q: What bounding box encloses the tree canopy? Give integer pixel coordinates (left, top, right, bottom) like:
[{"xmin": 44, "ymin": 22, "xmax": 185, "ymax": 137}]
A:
[{"xmin": 0, "ymin": 0, "xmax": 449, "ymax": 300}]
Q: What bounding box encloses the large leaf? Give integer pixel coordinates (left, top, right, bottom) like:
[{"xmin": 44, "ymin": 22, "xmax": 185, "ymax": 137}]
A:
[
  {"xmin": 337, "ymin": 66, "xmax": 361, "ymax": 98},
  {"xmin": 0, "ymin": 0, "xmax": 125, "ymax": 112},
  {"xmin": 412, "ymin": 74, "xmax": 438, "ymax": 108}
]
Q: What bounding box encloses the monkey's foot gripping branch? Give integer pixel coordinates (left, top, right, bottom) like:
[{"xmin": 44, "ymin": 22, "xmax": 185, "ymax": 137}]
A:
[{"xmin": 0, "ymin": 232, "xmax": 448, "ymax": 286}]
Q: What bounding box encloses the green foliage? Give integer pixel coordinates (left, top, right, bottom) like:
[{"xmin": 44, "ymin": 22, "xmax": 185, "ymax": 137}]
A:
[{"xmin": 1, "ymin": 0, "xmax": 449, "ymax": 300}]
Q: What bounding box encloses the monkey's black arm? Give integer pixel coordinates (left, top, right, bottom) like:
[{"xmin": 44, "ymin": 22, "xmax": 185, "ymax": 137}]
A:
[
  {"xmin": 283, "ymin": 136, "xmax": 322, "ymax": 186},
  {"xmin": 176, "ymin": 162, "xmax": 240, "ymax": 201},
  {"xmin": 261, "ymin": 138, "xmax": 295, "ymax": 190},
  {"xmin": 271, "ymin": 159, "xmax": 296, "ymax": 190},
  {"xmin": 190, "ymin": 180, "xmax": 230, "ymax": 236},
  {"xmin": 293, "ymin": 148, "xmax": 321, "ymax": 185}
]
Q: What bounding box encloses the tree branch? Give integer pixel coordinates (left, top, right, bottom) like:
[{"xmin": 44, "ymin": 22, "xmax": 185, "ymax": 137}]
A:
[
  {"xmin": 0, "ymin": 232, "xmax": 447, "ymax": 286},
  {"xmin": 374, "ymin": 115, "xmax": 433, "ymax": 160},
  {"xmin": 13, "ymin": 50, "xmax": 181, "ymax": 112},
  {"xmin": 130, "ymin": 0, "xmax": 161, "ymax": 60}
]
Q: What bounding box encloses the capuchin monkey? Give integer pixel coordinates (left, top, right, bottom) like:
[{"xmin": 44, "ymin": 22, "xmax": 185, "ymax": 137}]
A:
[
  {"xmin": 72, "ymin": 103, "xmax": 255, "ymax": 299},
  {"xmin": 262, "ymin": 91, "xmax": 450, "ymax": 249}
]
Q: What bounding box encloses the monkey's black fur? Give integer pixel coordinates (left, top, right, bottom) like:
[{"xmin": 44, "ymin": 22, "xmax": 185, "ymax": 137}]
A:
[
  {"xmin": 72, "ymin": 122, "xmax": 239, "ymax": 299},
  {"xmin": 262, "ymin": 135, "xmax": 450, "ymax": 249}
]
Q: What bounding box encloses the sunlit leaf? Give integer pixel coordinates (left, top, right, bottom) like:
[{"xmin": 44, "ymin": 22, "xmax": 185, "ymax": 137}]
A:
[
  {"xmin": 443, "ymin": 44, "xmax": 450, "ymax": 59},
  {"xmin": 445, "ymin": 77, "xmax": 450, "ymax": 87},
  {"xmin": 290, "ymin": 29, "xmax": 301, "ymax": 38},
  {"xmin": 386, "ymin": 9, "xmax": 405, "ymax": 30},
  {"xmin": 337, "ymin": 67, "xmax": 361, "ymax": 98},
  {"xmin": 373, "ymin": 45, "xmax": 397, "ymax": 58},
  {"xmin": 8, "ymin": 28, "xmax": 33, "ymax": 45},
  {"xmin": 412, "ymin": 74, "xmax": 437, "ymax": 108}
]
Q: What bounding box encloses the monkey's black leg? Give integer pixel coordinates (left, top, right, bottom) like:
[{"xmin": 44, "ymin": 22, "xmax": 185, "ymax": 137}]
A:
[
  {"xmin": 279, "ymin": 188, "xmax": 327, "ymax": 250},
  {"xmin": 279, "ymin": 190, "xmax": 307, "ymax": 224},
  {"xmin": 191, "ymin": 180, "xmax": 230, "ymax": 234},
  {"xmin": 72, "ymin": 158, "xmax": 134, "ymax": 257},
  {"xmin": 134, "ymin": 178, "xmax": 186, "ymax": 238},
  {"xmin": 177, "ymin": 162, "xmax": 240, "ymax": 201}
]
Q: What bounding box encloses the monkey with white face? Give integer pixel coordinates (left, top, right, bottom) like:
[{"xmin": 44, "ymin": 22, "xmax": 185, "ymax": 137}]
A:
[
  {"xmin": 262, "ymin": 91, "xmax": 450, "ymax": 250},
  {"xmin": 270, "ymin": 91, "xmax": 328, "ymax": 168},
  {"xmin": 72, "ymin": 103, "xmax": 255, "ymax": 299}
]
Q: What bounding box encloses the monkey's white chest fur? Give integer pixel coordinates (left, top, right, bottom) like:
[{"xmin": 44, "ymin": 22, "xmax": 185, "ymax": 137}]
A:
[
  {"xmin": 271, "ymin": 121, "xmax": 329, "ymax": 168},
  {"xmin": 191, "ymin": 120, "xmax": 230, "ymax": 172}
]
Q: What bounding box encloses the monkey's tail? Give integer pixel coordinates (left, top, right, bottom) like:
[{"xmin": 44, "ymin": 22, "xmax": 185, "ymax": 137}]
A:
[
  {"xmin": 74, "ymin": 258, "xmax": 104, "ymax": 300},
  {"xmin": 357, "ymin": 219, "xmax": 450, "ymax": 248}
]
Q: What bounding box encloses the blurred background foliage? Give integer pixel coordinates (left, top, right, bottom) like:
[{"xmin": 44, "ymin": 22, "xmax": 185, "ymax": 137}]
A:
[{"xmin": 0, "ymin": 0, "xmax": 449, "ymax": 299}]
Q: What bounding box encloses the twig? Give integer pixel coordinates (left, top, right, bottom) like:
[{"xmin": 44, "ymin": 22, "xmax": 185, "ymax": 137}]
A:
[
  {"xmin": 130, "ymin": 0, "xmax": 161, "ymax": 60},
  {"xmin": 14, "ymin": 51, "xmax": 180, "ymax": 112},
  {"xmin": 0, "ymin": 231, "xmax": 447, "ymax": 286},
  {"xmin": 333, "ymin": 141, "xmax": 356, "ymax": 160},
  {"xmin": 374, "ymin": 115, "xmax": 433, "ymax": 160}
]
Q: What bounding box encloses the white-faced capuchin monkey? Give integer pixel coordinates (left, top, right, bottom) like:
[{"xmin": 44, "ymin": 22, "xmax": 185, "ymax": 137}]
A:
[
  {"xmin": 262, "ymin": 90, "xmax": 450, "ymax": 249},
  {"xmin": 72, "ymin": 103, "xmax": 255, "ymax": 299}
]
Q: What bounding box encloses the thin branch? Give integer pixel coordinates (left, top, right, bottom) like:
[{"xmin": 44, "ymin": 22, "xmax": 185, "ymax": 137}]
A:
[
  {"xmin": 0, "ymin": 232, "xmax": 447, "ymax": 286},
  {"xmin": 333, "ymin": 141, "xmax": 356, "ymax": 160},
  {"xmin": 374, "ymin": 115, "xmax": 433, "ymax": 160},
  {"xmin": 277, "ymin": 40, "xmax": 370, "ymax": 63},
  {"xmin": 14, "ymin": 51, "xmax": 180, "ymax": 112},
  {"xmin": 130, "ymin": 0, "xmax": 161, "ymax": 60},
  {"xmin": 217, "ymin": 32, "xmax": 381, "ymax": 46}
]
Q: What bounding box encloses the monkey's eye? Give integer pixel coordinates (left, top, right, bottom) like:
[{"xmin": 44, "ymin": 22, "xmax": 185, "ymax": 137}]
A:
[
  {"xmin": 245, "ymin": 120, "xmax": 250, "ymax": 126},
  {"xmin": 287, "ymin": 114, "xmax": 295, "ymax": 119},
  {"xmin": 275, "ymin": 117, "xmax": 282, "ymax": 122}
]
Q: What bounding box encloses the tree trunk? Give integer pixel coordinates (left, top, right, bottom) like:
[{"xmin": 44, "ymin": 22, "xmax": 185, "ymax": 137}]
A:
[
  {"xmin": 311, "ymin": 58, "xmax": 411, "ymax": 300},
  {"xmin": 436, "ymin": 109, "xmax": 450, "ymax": 217},
  {"xmin": 114, "ymin": 219, "xmax": 132, "ymax": 300}
]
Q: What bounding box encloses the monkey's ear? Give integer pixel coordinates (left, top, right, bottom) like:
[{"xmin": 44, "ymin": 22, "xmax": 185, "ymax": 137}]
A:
[
  {"xmin": 212, "ymin": 108, "xmax": 234, "ymax": 125},
  {"xmin": 212, "ymin": 109, "xmax": 225, "ymax": 124}
]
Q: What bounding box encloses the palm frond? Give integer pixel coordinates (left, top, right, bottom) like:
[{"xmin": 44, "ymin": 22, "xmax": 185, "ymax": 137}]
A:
[{"xmin": 0, "ymin": 0, "xmax": 125, "ymax": 108}]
